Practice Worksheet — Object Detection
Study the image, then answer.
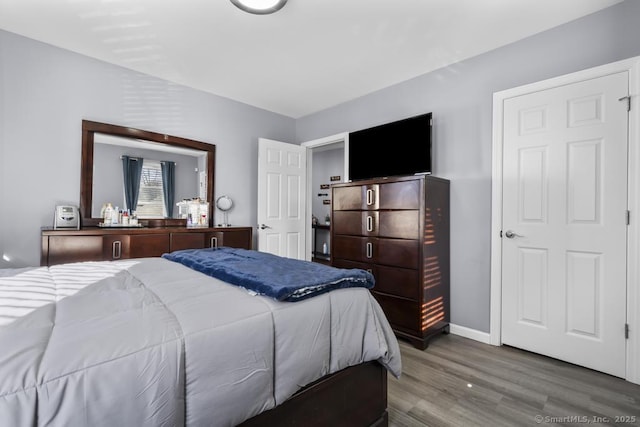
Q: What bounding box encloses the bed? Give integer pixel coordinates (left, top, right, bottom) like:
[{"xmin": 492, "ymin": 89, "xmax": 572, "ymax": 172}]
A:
[{"xmin": 0, "ymin": 250, "xmax": 402, "ymax": 426}]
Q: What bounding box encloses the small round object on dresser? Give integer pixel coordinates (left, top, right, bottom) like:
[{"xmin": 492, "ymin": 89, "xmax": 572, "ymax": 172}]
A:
[
  {"xmin": 216, "ymin": 195, "xmax": 234, "ymax": 227},
  {"xmin": 216, "ymin": 195, "xmax": 233, "ymax": 212}
]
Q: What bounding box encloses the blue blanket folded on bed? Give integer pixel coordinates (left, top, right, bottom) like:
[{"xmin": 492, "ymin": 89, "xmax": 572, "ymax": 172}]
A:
[{"xmin": 162, "ymin": 247, "xmax": 374, "ymax": 301}]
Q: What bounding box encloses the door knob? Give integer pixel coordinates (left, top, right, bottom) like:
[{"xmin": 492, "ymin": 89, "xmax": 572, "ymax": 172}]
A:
[
  {"xmin": 504, "ymin": 230, "xmax": 523, "ymax": 239},
  {"xmin": 259, "ymin": 224, "xmax": 271, "ymax": 230}
]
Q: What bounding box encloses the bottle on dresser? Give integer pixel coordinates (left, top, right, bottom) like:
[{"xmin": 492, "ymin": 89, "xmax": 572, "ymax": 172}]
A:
[
  {"xmin": 112, "ymin": 206, "xmax": 120, "ymax": 225},
  {"xmin": 103, "ymin": 203, "xmax": 114, "ymax": 225}
]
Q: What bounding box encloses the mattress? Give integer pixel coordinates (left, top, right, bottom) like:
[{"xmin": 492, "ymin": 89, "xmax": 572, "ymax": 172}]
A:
[{"xmin": 0, "ymin": 257, "xmax": 401, "ymax": 426}]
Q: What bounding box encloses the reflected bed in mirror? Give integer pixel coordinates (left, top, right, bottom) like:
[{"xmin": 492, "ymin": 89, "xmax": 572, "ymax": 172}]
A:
[{"xmin": 81, "ymin": 120, "xmax": 215, "ymax": 227}]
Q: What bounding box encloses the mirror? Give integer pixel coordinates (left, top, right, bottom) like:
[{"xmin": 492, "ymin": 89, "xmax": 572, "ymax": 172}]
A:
[
  {"xmin": 81, "ymin": 120, "xmax": 216, "ymax": 227},
  {"xmin": 215, "ymin": 195, "xmax": 234, "ymax": 227}
]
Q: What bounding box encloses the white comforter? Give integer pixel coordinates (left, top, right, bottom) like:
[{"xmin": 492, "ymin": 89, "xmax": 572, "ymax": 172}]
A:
[{"xmin": 0, "ymin": 257, "xmax": 402, "ymax": 426}]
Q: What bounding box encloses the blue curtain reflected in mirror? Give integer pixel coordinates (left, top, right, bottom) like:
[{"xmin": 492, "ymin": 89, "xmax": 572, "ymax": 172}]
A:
[
  {"xmin": 121, "ymin": 156, "xmax": 143, "ymax": 212},
  {"xmin": 161, "ymin": 161, "xmax": 176, "ymax": 218}
]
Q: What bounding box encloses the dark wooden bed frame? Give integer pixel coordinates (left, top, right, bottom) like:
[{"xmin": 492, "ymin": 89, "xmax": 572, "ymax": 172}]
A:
[{"xmin": 239, "ymin": 361, "xmax": 388, "ymax": 427}]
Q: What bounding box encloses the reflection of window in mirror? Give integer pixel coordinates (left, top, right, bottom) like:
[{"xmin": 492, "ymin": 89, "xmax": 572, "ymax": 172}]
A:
[{"xmin": 137, "ymin": 160, "xmax": 165, "ymax": 218}]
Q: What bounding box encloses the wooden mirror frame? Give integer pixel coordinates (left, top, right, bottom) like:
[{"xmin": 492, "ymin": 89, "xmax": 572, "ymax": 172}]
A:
[{"xmin": 80, "ymin": 120, "xmax": 215, "ymax": 227}]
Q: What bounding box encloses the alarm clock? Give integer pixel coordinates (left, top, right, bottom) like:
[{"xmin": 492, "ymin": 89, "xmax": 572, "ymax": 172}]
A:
[{"xmin": 54, "ymin": 205, "xmax": 80, "ymax": 229}]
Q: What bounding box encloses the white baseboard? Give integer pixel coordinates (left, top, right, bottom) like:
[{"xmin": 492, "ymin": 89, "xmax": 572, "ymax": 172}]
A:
[{"xmin": 449, "ymin": 323, "xmax": 492, "ymax": 345}]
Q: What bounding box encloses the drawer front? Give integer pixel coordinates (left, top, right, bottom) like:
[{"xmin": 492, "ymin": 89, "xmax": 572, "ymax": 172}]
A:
[
  {"xmin": 104, "ymin": 234, "xmax": 170, "ymax": 260},
  {"xmin": 373, "ymin": 265, "xmax": 419, "ymax": 300},
  {"xmin": 129, "ymin": 234, "xmax": 170, "ymax": 258},
  {"xmin": 333, "ymin": 185, "xmax": 363, "ymax": 210},
  {"xmin": 375, "ymin": 238, "xmax": 419, "ymax": 269},
  {"xmin": 371, "ymin": 292, "xmax": 420, "ymax": 333},
  {"xmin": 333, "ymin": 179, "xmax": 421, "ymax": 211},
  {"xmin": 46, "ymin": 236, "xmax": 104, "ymax": 265},
  {"xmin": 333, "ymin": 184, "xmax": 379, "ymax": 210},
  {"xmin": 206, "ymin": 229, "xmax": 252, "ymax": 249},
  {"xmin": 378, "ymin": 211, "xmax": 419, "ymax": 239},
  {"xmin": 332, "ymin": 235, "xmax": 366, "ymax": 262},
  {"xmin": 332, "ymin": 211, "xmax": 379, "ymax": 236},
  {"xmin": 333, "ymin": 236, "xmax": 419, "ymax": 269},
  {"xmin": 103, "ymin": 235, "xmax": 130, "ymax": 260},
  {"xmin": 379, "ymin": 179, "xmax": 421, "ymax": 210},
  {"xmin": 332, "ymin": 258, "xmax": 418, "ymax": 300},
  {"xmin": 333, "ymin": 210, "xmax": 419, "ymax": 240},
  {"xmin": 170, "ymin": 232, "xmax": 205, "ymax": 251}
]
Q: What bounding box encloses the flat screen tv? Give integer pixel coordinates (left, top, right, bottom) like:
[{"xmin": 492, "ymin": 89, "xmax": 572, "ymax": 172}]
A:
[{"xmin": 348, "ymin": 112, "xmax": 432, "ymax": 181}]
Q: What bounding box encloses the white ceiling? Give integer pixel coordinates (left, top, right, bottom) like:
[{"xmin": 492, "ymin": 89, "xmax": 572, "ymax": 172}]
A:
[{"xmin": 0, "ymin": 0, "xmax": 622, "ymax": 118}]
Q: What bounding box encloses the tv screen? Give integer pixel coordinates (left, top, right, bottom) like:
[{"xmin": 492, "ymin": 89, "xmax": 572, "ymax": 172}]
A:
[{"xmin": 348, "ymin": 112, "xmax": 432, "ymax": 181}]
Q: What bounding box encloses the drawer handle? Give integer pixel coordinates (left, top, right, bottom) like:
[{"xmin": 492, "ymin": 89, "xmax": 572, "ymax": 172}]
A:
[
  {"xmin": 112, "ymin": 240, "xmax": 122, "ymax": 259},
  {"xmin": 210, "ymin": 237, "xmax": 218, "ymax": 248},
  {"xmin": 366, "ymin": 215, "xmax": 373, "ymax": 232},
  {"xmin": 366, "ymin": 189, "xmax": 374, "ymax": 206},
  {"xmin": 366, "ymin": 242, "xmax": 373, "ymax": 259}
]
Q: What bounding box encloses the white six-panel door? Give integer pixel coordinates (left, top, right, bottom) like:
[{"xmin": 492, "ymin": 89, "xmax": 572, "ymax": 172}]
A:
[
  {"xmin": 501, "ymin": 72, "xmax": 629, "ymax": 377},
  {"xmin": 257, "ymin": 138, "xmax": 307, "ymax": 259}
]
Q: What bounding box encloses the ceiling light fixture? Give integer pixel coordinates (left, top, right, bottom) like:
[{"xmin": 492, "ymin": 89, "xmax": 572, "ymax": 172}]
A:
[{"xmin": 230, "ymin": 0, "xmax": 288, "ymax": 15}]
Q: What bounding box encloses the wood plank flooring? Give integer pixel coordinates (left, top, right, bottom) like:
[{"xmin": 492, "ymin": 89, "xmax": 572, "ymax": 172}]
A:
[{"xmin": 387, "ymin": 334, "xmax": 640, "ymax": 426}]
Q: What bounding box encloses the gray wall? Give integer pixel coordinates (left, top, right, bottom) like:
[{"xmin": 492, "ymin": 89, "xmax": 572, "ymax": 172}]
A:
[
  {"xmin": 295, "ymin": 0, "xmax": 640, "ymax": 333},
  {"xmin": 0, "ymin": 29, "xmax": 295, "ymax": 267}
]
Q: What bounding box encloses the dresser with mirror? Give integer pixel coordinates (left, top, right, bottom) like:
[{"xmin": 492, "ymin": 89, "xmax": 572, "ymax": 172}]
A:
[{"xmin": 41, "ymin": 120, "xmax": 252, "ymax": 267}]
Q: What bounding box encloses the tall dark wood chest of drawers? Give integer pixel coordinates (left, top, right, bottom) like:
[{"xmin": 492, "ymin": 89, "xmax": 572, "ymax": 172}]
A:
[{"xmin": 331, "ymin": 175, "xmax": 450, "ymax": 349}]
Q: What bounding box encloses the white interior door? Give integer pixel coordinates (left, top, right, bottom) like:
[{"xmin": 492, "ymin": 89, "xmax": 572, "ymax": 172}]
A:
[
  {"xmin": 257, "ymin": 138, "xmax": 306, "ymax": 259},
  {"xmin": 501, "ymin": 71, "xmax": 629, "ymax": 377}
]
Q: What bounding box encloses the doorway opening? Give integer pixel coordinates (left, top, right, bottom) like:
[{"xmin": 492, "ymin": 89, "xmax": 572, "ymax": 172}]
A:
[{"xmin": 302, "ymin": 133, "xmax": 348, "ymax": 262}]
